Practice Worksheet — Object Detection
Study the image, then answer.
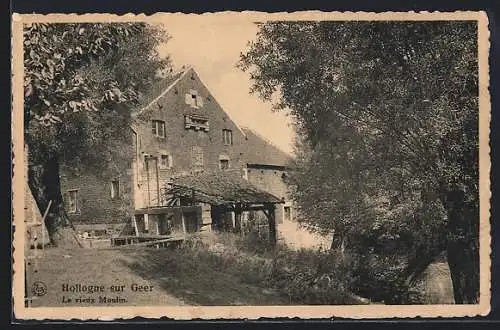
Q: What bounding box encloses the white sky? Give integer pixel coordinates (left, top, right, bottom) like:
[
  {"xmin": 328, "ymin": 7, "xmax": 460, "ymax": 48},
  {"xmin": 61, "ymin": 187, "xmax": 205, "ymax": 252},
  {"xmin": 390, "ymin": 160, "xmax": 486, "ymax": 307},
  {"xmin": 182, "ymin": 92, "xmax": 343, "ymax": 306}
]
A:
[{"xmin": 156, "ymin": 17, "xmax": 295, "ymax": 155}]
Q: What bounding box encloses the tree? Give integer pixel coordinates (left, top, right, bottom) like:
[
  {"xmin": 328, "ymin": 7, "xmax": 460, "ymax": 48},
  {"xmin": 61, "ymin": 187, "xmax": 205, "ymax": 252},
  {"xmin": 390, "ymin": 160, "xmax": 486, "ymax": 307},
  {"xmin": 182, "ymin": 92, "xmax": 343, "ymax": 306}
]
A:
[
  {"xmin": 239, "ymin": 21, "xmax": 479, "ymax": 303},
  {"xmin": 24, "ymin": 23, "xmax": 171, "ymax": 246}
]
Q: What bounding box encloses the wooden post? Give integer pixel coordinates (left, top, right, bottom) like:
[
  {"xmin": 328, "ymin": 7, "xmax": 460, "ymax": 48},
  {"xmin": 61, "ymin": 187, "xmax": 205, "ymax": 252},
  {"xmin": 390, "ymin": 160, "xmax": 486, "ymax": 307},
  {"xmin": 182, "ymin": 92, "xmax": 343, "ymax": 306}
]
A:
[
  {"xmin": 181, "ymin": 211, "xmax": 187, "ymax": 234},
  {"xmin": 155, "ymin": 158, "xmax": 160, "ymax": 207},
  {"xmin": 264, "ymin": 204, "xmax": 277, "ymax": 246},
  {"xmin": 145, "ymin": 157, "xmax": 151, "ymax": 207},
  {"xmin": 144, "ymin": 213, "xmax": 149, "ymax": 233},
  {"xmin": 132, "ymin": 216, "xmax": 139, "ymax": 236},
  {"xmin": 234, "ymin": 204, "xmax": 242, "ymax": 234}
]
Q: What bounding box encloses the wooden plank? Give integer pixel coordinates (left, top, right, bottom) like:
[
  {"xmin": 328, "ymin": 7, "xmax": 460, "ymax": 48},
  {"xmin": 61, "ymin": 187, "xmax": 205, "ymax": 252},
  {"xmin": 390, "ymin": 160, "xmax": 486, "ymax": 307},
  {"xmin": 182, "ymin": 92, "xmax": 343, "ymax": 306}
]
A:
[
  {"xmin": 122, "ymin": 236, "xmax": 185, "ymax": 248},
  {"xmin": 181, "ymin": 212, "xmax": 186, "ymax": 234},
  {"xmin": 132, "ymin": 216, "xmax": 139, "ymax": 236},
  {"xmin": 134, "ymin": 205, "xmax": 200, "ymax": 215}
]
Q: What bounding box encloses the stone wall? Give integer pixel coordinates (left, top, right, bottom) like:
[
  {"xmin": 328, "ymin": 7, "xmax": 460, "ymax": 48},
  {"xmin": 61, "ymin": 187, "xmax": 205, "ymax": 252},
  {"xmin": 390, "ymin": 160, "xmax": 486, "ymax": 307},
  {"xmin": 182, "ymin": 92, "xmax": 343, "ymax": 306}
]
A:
[
  {"xmin": 59, "ymin": 163, "xmax": 134, "ymax": 225},
  {"xmin": 133, "ymin": 68, "xmax": 249, "ymax": 208},
  {"xmin": 246, "ymin": 165, "xmax": 292, "ymax": 225}
]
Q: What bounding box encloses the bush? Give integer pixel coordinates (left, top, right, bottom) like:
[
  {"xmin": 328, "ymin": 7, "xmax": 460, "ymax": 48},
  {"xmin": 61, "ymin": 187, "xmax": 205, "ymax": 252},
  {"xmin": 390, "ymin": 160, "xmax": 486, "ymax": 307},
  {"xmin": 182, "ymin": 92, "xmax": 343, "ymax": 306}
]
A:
[
  {"xmin": 266, "ymin": 248, "xmax": 359, "ymax": 304},
  {"xmin": 176, "ymin": 233, "xmax": 360, "ymax": 304},
  {"xmin": 351, "ymin": 253, "xmax": 425, "ymax": 304}
]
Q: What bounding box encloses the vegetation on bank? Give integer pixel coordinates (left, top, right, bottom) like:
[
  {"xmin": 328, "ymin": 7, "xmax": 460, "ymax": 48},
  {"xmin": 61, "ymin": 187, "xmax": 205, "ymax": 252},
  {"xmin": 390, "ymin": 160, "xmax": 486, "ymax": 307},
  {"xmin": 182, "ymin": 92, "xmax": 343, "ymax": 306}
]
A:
[
  {"xmin": 239, "ymin": 21, "xmax": 479, "ymax": 304},
  {"xmin": 124, "ymin": 232, "xmax": 367, "ymax": 305},
  {"xmin": 30, "ymin": 230, "xmax": 452, "ymax": 306}
]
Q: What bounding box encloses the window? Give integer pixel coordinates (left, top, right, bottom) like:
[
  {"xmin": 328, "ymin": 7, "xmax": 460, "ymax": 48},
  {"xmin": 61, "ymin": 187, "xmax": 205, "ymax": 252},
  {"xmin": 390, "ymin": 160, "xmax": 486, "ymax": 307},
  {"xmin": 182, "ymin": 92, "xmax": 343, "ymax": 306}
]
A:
[
  {"xmin": 192, "ymin": 146, "xmax": 204, "ymax": 167},
  {"xmin": 185, "ymin": 89, "xmax": 204, "ymax": 108},
  {"xmin": 219, "ymin": 154, "xmax": 230, "ymax": 170},
  {"xmin": 185, "ymin": 115, "xmax": 209, "ymax": 131},
  {"xmin": 151, "ymin": 120, "xmax": 166, "ymax": 138},
  {"xmin": 222, "ymin": 129, "xmax": 233, "ymax": 145},
  {"xmin": 220, "ymin": 159, "xmax": 229, "ymax": 170},
  {"xmin": 159, "ymin": 154, "xmax": 173, "ymax": 169},
  {"xmin": 67, "ymin": 190, "xmax": 78, "ymax": 214},
  {"xmin": 111, "ymin": 180, "xmax": 120, "ymax": 199}
]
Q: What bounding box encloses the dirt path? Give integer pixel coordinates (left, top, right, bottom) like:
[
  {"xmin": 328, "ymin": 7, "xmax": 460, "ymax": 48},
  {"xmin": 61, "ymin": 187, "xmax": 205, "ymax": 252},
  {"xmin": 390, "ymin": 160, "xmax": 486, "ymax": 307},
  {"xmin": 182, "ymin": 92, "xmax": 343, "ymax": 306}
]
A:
[
  {"xmin": 420, "ymin": 262, "xmax": 455, "ymax": 304},
  {"xmin": 26, "ymin": 248, "xmax": 187, "ymax": 307}
]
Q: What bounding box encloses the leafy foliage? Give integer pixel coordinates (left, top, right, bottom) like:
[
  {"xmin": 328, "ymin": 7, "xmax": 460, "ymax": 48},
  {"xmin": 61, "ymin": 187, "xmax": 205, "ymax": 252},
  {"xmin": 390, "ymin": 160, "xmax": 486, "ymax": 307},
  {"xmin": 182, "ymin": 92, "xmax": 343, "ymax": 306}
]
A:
[
  {"xmin": 24, "ymin": 23, "xmax": 170, "ymax": 171},
  {"xmin": 239, "ymin": 21, "xmax": 479, "ymax": 303},
  {"xmin": 24, "ymin": 23, "xmax": 171, "ymax": 245}
]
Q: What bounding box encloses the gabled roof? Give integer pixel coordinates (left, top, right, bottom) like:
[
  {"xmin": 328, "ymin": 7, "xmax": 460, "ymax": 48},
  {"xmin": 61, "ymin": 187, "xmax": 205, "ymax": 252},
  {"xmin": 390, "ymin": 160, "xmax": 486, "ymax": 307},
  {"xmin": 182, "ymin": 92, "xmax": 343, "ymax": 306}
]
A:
[
  {"xmin": 130, "ymin": 66, "xmax": 293, "ymax": 169},
  {"xmin": 132, "ymin": 67, "xmax": 191, "ymax": 119},
  {"xmin": 242, "ymin": 127, "xmax": 293, "ymax": 167},
  {"xmin": 168, "ymin": 171, "xmax": 283, "ymax": 205},
  {"xmin": 131, "ymin": 67, "xmax": 248, "ymax": 138}
]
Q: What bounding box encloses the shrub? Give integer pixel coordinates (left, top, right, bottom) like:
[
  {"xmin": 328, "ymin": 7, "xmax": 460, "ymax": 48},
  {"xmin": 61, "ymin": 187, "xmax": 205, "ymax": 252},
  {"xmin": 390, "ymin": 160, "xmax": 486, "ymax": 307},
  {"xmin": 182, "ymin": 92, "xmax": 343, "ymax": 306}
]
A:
[
  {"xmin": 263, "ymin": 248, "xmax": 359, "ymax": 304},
  {"xmin": 176, "ymin": 232, "xmax": 361, "ymax": 305},
  {"xmin": 351, "ymin": 253, "xmax": 423, "ymax": 304}
]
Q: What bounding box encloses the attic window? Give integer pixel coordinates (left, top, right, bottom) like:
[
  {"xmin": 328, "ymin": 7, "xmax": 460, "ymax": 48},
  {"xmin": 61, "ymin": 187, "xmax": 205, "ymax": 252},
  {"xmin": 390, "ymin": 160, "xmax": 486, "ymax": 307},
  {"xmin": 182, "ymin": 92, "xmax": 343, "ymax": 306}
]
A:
[
  {"xmin": 152, "ymin": 120, "xmax": 166, "ymax": 138},
  {"xmin": 185, "ymin": 89, "xmax": 203, "ymax": 108},
  {"xmin": 222, "ymin": 129, "xmax": 233, "ymax": 145},
  {"xmin": 185, "ymin": 114, "xmax": 209, "ymax": 131}
]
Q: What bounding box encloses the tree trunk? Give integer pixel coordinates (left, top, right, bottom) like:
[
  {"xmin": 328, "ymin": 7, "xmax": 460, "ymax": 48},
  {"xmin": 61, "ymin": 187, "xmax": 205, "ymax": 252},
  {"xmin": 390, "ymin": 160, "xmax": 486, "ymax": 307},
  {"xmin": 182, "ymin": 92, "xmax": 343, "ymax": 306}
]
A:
[
  {"xmin": 330, "ymin": 230, "xmax": 346, "ymax": 255},
  {"xmin": 443, "ymin": 190, "xmax": 479, "ymax": 304},
  {"xmin": 27, "ymin": 156, "xmax": 81, "ymax": 248}
]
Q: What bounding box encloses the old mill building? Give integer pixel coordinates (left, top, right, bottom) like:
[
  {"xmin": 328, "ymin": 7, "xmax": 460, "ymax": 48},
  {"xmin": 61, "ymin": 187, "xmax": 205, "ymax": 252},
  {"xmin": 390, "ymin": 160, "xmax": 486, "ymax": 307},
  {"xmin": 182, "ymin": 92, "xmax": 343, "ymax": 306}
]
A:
[{"xmin": 57, "ymin": 67, "xmax": 295, "ymax": 241}]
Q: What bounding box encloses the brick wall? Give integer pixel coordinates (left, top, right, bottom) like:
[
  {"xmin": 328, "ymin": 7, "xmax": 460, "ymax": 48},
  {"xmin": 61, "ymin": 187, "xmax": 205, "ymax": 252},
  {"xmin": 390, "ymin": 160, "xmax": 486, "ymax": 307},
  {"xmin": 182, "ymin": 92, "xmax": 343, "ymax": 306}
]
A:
[
  {"xmin": 133, "ymin": 68, "xmax": 249, "ymax": 208},
  {"xmin": 59, "ymin": 159, "xmax": 134, "ymax": 224},
  {"xmin": 246, "ymin": 166, "xmax": 294, "ymax": 226},
  {"xmin": 56, "ymin": 68, "xmax": 294, "ymax": 227}
]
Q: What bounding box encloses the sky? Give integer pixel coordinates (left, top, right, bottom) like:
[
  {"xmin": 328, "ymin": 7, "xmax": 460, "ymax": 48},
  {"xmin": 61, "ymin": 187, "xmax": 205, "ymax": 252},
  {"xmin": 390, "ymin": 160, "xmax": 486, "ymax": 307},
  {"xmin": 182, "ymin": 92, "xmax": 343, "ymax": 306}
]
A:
[{"xmin": 155, "ymin": 16, "xmax": 295, "ymax": 155}]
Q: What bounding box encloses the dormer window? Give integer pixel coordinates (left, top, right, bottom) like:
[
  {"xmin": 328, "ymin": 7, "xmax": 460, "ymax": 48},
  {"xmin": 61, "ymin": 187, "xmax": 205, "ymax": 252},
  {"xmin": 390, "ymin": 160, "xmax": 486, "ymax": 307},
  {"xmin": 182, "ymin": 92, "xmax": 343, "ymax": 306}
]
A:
[{"xmin": 152, "ymin": 120, "xmax": 166, "ymax": 138}]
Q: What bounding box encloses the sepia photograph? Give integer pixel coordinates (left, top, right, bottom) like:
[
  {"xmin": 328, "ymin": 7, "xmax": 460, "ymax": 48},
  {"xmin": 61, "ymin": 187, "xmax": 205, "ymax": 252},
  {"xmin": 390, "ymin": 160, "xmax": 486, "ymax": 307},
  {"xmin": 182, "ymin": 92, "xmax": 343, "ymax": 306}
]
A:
[{"xmin": 11, "ymin": 11, "xmax": 491, "ymax": 320}]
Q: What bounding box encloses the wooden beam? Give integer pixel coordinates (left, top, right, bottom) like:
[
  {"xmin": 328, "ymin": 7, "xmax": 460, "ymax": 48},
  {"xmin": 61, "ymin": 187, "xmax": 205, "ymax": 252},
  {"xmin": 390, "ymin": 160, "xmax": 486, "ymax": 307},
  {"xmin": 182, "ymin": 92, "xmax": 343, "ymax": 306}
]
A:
[
  {"xmin": 135, "ymin": 205, "xmax": 200, "ymax": 215},
  {"xmin": 263, "ymin": 204, "xmax": 277, "ymax": 246},
  {"xmin": 181, "ymin": 211, "xmax": 187, "ymax": 234},
  {"xmin": 234, "ymin": 203, "xmax": 242, "ymax": 234}
]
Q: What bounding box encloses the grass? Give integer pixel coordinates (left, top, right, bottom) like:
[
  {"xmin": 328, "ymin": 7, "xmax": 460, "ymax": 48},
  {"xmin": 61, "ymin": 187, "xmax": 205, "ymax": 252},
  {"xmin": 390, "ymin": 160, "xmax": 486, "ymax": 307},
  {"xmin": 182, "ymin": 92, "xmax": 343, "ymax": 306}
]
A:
[
  {"xmin": 25, "ymin": 232, "xmax": 365, "ymax": 307},
  {"xmin": 26, "ymin": 231, "xmax": 452, "ymax": 307},
  {"xmin": 25, "ymin": 238, "xmax": 290, "ymax": 307},
  {"xmin": 25, "ymin": 247, "xmax": 187, "ymax": 307},
  {"xmin": 121, "ymin": 245, "xmax": 290, "ymax": 305}
]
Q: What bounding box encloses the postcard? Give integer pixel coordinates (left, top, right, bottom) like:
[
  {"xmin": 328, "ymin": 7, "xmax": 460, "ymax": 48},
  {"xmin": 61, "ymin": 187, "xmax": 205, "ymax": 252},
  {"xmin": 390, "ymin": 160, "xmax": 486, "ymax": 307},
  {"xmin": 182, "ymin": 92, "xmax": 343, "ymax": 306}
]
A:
[{"xmin": 11, "ymin": 11, "xmax": 491, "ymax": 320}]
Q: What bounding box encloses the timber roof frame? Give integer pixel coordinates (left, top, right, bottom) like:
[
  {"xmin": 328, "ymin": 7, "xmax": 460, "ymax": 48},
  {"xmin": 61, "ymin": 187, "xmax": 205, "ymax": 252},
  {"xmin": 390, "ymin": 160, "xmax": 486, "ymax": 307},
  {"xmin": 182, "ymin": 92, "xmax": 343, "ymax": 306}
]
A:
[{"xmin": 165, "ymin": 171, "xmax": 284, "ymax": 207}]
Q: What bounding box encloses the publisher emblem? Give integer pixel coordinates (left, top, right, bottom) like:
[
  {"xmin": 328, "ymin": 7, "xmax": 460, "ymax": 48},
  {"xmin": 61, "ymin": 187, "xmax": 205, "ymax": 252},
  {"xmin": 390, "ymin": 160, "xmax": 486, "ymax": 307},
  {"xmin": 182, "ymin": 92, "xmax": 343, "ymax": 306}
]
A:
[{"xmin": 31, "ymin": 281, "xmax": 47, "ymax": 297}]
